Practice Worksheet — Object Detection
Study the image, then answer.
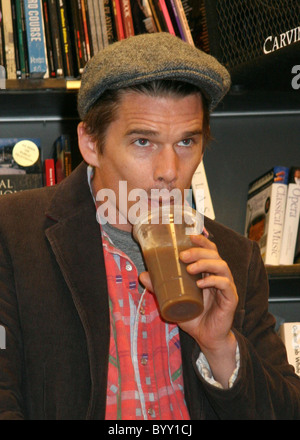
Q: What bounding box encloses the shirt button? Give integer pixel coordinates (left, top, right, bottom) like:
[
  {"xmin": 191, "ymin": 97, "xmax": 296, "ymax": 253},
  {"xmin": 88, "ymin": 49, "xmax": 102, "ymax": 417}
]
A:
[
  {"xmin": 140, "ymin": 307, "xmax": 145, "ymax": 315},
  {"xmin": 125, "ymin": 263, "xmax": 133, "ymax": 271},
  {"xmin": 148, "ymin": 408, "xmax": 155, "ymax": 417},
  {"xmin": 141, "ymin": 356, "xmax": 148, "ymax": 366}
]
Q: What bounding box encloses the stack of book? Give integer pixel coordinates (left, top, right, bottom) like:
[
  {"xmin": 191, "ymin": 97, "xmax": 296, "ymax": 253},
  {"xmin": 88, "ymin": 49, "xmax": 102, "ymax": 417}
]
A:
[
  {"xmin": 0, "ymin": 0, "xmax": 202, "ymax": 81},
  {"xmin": 0, "ymin": 137, "xmax": 43, "ymax": 193},
  {"xmin": 245, "ymin": 166, "xmax": 300, "ymax": 266},
  {"xmin": 0, "ymin": 134, "xmax": 72, "ymax": 194}
]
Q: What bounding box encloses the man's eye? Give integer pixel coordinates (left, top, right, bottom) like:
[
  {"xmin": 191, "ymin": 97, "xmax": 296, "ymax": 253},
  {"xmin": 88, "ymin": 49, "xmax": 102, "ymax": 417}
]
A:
[
  {"xmin": 134, "ymin": 138, "xmax": 150, "ymax": 147},
  {"xmin": 178, "ymin": 139, "xmax": 193, "ymax": 147}
]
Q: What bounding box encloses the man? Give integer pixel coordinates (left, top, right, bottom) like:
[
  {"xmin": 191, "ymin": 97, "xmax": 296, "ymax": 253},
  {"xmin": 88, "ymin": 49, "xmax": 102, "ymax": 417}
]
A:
[{"xmin": 0, "ymin": 33, "xmax": 299, "ymax": 420}]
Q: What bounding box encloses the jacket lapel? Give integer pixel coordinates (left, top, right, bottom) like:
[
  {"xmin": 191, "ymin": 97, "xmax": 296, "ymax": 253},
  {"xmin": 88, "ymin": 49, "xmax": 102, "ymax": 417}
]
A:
[{"xmin": 44, "ymin": 162, "xmax": 110, "ymax": 419}]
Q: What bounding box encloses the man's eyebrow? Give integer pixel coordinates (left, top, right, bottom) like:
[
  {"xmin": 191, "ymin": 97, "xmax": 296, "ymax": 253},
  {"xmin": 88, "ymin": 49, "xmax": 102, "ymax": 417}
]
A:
[
  {"xmin": 125, "ymin": 129, "xmax": 203, "ymax": 137},
  {"xmin": 125, "ymin": 129, "xmax": 159, "ymax": 137},
  {"xmin": 181, "ymin": 130, "xmax": 203, "ymax": 137}
]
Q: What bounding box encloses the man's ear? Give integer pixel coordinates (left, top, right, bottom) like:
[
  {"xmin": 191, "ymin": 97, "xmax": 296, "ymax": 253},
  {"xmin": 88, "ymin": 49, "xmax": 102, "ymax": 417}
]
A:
[{"xmin": 77, "ymin": 122, "xmax": 100, "ymax": 167}]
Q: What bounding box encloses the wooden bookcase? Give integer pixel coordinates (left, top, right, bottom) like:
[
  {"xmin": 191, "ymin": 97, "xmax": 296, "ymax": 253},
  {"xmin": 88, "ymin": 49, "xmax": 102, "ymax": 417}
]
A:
[{"xmin": 0, "ymin": 80, "xmax": 299, "ymax": 325}]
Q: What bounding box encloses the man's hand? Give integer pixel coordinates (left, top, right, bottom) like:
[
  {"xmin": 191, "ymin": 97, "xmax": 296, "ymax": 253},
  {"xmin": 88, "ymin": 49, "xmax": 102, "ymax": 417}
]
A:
[{"xmin": 140, "ymin": 234, "xmax": 238, "ymax": 388}]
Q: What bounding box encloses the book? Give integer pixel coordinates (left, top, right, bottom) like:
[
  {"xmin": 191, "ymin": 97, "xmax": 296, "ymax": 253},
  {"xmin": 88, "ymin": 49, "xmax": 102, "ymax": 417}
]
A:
[
  {"xmin": 158, "ymin": 0, "xmax": 175, "ymax": 35},
  {"xmin": 148, "ymin": 0, "xmax": 163, "ymax": 32},
  {"xmin": 172, "ymin": 0, "xmax": 194, "ymax": 45},
  {"xmin": 86, "ymin": 0, "xmax": 99, "ymax": 53},
  {"xmin": 166, "ymin": 0, "xmax": 185, "ymax": 40},
  {"xmin": 150, "ymin": 0, "xmax": 168, "ymax": 32},
  {"xmin": 11, "ymin": 0, "xmax": 22, "ymax": 78},
  {"xmin": 42, "ymin": 0, "xmax": 56, "ymax": 77},
  {"xmin": 81, "ymin": 0, "xmax": 92, "ymax": 59},
  {"xmin": 294, "ymin": 221, "xmax": 300, "ymax": 264},
  {"xmin": 15, "ymin": 0, "xmax": 29, "ymax": 78},
  {"xmin": 53, "ymin": 134, "xmax": 72, "ymax": 183},
  {"xmin": 245, "ymin": 166, "xmax": 289, "ymax": 265},
  {"xmin": 104, "ymin": 0, "xmax": 115, "ymax": 44},
  {"xmin": 67, "ymin": 0, "xmax": 87, "ymax": 75},
  {"xmin": 0, "ymin": 173, "xmax": 43, "ymax": 195},
  {"xmin": 98, "ymin": 0, "xmax": 109, "ymax": 47},
  {"xmin": 191, "ymin": 161, "xmax": 215, "ymax": 220},
  {"xmin": 0, "ymin": 138, "xmax": 42, "ymax": 175},
  {"xmin": 2, "ymin": 0, "xmax": 17, "ymax": 79},
  {"xmin": 56, "ymin": 0, "xmax": 75, "ymax": 78},
  {"xmin": 129, "ymin": 0, "xmax": 157, "ymax": 35},
  {"xmin": 119, "ymin": 0, "xmax": 134, "ymax": 38},
  {"xmin": 279, "ymin": 322, "xmax": 300, "ymax": 377},
  {"xmin": 110, "ymin": 0, "xmax": 125, "ymax": 41},
  {"xmin": 44, "ymin": 158, "xmax": 56, "ymax": 186},
  {"xmin": 23, "ymin": 0, "xmax": 48, "ymax": 78},
  {"xmin": 279, "ymin": 167, "xmax": 300, "ymax": 265},
  {"xmin": 47, "ymin": 0, "xmax": 64, "ymax": 77}
]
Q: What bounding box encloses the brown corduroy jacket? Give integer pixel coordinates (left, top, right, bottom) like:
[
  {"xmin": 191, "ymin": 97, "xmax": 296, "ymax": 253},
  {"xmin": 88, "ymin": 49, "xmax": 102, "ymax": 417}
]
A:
[{"xmin": 0, "ymin": 161, "xmax": 300, "ymax": 420}]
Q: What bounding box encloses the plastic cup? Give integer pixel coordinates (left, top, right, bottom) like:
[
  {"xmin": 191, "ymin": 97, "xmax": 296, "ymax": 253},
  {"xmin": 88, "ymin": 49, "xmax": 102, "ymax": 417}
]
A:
[{"xmin": 133, "ymin": 205, "xmax": 204, "ymax": 322}]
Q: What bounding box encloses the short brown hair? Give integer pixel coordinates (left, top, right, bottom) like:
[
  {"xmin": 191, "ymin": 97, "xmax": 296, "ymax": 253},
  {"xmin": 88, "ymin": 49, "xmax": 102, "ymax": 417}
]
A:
[{"xmin": 82, "ymin": 80, "xmax": 211, "ymax": 154}]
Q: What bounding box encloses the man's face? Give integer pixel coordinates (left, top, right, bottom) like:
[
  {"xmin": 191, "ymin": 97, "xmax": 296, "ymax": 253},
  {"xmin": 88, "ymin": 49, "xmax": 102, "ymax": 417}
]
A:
[{"xmin": 91, "ymin": 91, "xmax": 204, "ymax": 231}]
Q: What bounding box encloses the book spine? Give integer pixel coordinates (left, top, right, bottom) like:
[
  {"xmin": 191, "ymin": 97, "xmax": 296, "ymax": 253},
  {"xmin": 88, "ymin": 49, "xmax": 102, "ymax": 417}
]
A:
[
  {"xmin": 81, "ymin": 0, "xmax": 91, "ymax": 59},
  {"xmin": 167, "ymin": 0, "xmax": 185, "ymax": 40},
  {"xmin": 68, "ymin": 0, "xmax": 86, "ymax": 75},
  {"xmin": 98, "ymin": 0, "xmax": 109, "ymax": 46},
  {"xmin": 264, "ymin": 166, "xmax": 289, "ymax": 265},
  {"xmin": 47, "ymin": 0, "xmax": 63, "ymax": 77},
  {"xmin": 158, "ymin": 0, "xmax": 175, "ymax": 35},
  {"xmin": 148, "ymin": 0, "xmax": 162, "ymax": 32},
  {"xmin": 42, "ymin": 0, "xmax": 55, "ymax": 77},
  {"xmin": 2, "ymin": 0, "xmax": 17, "ymax": 78},
  {"xmin": 150, "ymin": 0, "xmax": 168, "ymax": 32},
  {"xmin": 11, "ymin": 0, "xmax": 22, "ymax": 78},
  {"xmin": 44, "ymin": 158, "xmax": 56, "ymax": 186},
  {"xmin": 92, "ymin": 0, "xmax": 104, "ymax": 50},
  {"xmin": 86, "ymin": 0, "xmax": 99, "ymax": 54},
  {"xmin": 56, "ymin": 0, "xmax": 74, "ymax": 78},
  {"xmin": 173, "ymin": 0, "xmax": 194, "ymax": 45},
  {"xmin": 110, "ymin": 0, "xmax": 125, "ymax": 41},
  {"xmin": 279, "ymin": 174, "xmax": 300, "ymax": 265},
  {"xmin": 119, "ymin": 0, "xmax": 134, "ymax": 38},
  {"xmin": 0, "ymin": 0, "xmax": 5, "ymax": 68},
  {"xmin": 15, "ymin": 0, "xmax": 27, "ymax": 77},
  {"xmin": 23, "ymin": 0, "xmax": 48, "ymax": 78},
  {"xmin": 191, "ymin": 161, "xmax": 215, "ymax": 220},
  {"xmin": 104, "ymin": 0, "xmax": 115, "ymax": 44}
]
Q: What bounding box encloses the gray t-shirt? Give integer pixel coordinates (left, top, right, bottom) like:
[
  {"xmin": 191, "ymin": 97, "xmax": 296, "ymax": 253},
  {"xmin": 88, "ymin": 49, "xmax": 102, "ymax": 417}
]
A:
[{"xmin": 101, "ymin": 221, "xmax": 146, "ymax": 293}]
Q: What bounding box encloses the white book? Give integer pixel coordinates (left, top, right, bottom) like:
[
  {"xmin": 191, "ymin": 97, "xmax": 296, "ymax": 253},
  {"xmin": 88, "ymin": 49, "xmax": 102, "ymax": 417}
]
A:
[
  {"xmin": 245, "ymin": 166, "xmax": 289, "ymax": 265},
  {"xmin": 279, "ymin": 322, "xmax": 300, "ymax": 377},
  {"xmin": 279, "ymin": 167, "xmax": 300, "ymax": 265},
  {"xmin": 192, "ymin": 161, "xmax": 215, "ymax": 220}
]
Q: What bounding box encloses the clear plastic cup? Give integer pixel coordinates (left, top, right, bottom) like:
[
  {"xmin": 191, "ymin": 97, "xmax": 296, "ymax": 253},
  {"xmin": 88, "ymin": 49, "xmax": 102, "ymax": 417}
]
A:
[{"xmin": 133, "ymin": 205, "xmax": 204, "ymax": 322}]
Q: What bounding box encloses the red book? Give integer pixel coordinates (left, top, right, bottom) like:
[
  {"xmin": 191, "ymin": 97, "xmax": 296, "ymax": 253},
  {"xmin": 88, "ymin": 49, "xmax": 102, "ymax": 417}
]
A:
[
  {"xmin": 111, "ymin": 0, "xmax": 125, "ymax": 40},
  {"xmin": 159, "ymin": 0, "xmax": 175, "ymax": 35},
  {"xmin": 119, "ymin": 0, "xmax": 135, "ymax": 37},
  {"xmin": 44, "ymin": 159, "xmax": 56, "ymax": 186}
]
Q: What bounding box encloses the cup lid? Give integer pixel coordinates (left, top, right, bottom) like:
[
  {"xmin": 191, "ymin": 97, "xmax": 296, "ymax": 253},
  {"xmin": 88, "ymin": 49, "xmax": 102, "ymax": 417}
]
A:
[{"xmin": 132, "ymin": 204, "xmax": 203, "ymax": 241}]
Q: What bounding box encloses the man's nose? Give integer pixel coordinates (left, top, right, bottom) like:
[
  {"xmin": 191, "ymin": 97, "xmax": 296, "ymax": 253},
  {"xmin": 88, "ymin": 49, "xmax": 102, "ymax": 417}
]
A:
[{"xmin": 153, "ymin": 146, "xmax": 178, "ymax": 185}]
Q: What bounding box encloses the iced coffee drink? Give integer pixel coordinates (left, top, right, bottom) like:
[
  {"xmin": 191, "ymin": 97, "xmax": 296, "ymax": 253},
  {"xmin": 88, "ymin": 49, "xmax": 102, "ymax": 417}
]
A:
[{"xmin": 133, "ymin": 205, "xmax": 204, "ymax": 322}]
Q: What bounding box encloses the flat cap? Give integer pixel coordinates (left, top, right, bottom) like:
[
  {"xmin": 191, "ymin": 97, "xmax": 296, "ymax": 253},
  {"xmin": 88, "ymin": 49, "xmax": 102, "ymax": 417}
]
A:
[{"xmin": 77, "ymin": 32, "xmax": 231, "ymax": 118}]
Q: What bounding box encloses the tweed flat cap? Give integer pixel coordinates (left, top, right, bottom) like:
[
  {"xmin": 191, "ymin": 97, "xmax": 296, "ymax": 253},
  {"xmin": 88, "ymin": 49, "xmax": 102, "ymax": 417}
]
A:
[{"xmin": 77, "ymin": 32, "xmax": 231, "ymax": 118}]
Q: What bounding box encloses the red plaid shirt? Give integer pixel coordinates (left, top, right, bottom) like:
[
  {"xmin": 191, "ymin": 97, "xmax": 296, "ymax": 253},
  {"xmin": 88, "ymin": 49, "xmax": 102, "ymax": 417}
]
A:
[{"xmin": 101, "ymin": 229, "xmax": 190, "ymax": 420}]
